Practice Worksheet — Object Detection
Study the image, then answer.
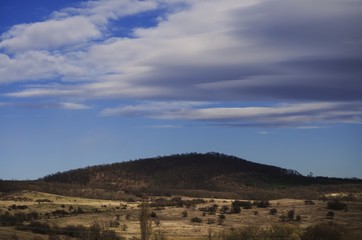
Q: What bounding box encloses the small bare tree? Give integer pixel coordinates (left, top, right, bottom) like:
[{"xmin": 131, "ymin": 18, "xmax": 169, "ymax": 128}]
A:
[{"xmin": 140, "ymin": 198, "xmax": 152, "ymax": 240}]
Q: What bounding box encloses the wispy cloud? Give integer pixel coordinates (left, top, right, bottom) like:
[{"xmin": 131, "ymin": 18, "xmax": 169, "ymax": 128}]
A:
[
  {"xmin": 0, "ymin": 101, "xmax": 91, "ymax": 110},
  {"xmin": 101, "ymin": 101, "xmax": 362, "ymax": 128},
  {"xmin": 101, "ymin": 101, "xmax": 207, "ymax": 117},
  {"xmin": 0, "ymin": 102, "xmax": 9, "ymax": 107},
  {"xmin": 149, "ymin": 125, "xmax": 183, "ymax": 129},
  {"xmin": 4, "ymin": 88, "xmax": 84, "ymax": 97},
  {"xmin": 58, "ymin": 102, "xmax": 91, "ymax": 110},
  {"xmin": 1, "ymin": 0, "xmax": 362, "ymax": 127}
]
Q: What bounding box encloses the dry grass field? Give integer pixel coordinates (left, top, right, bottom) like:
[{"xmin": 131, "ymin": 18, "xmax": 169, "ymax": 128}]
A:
[{"xmin": 1, "ymin": 191, "xmax": 362, "ymax": 240}]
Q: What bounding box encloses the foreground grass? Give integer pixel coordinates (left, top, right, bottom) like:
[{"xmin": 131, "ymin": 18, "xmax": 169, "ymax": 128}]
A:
[{"xmin": 1, "ymin": 191, "xmax": 362, "ymax": 240}]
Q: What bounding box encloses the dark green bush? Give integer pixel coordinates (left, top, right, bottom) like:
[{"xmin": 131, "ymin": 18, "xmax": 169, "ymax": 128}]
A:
[
  {"xmin": 254, "ymin": 200, "xmax": 271, "ymax": 208},
  {"xmin": 220, "ymin": 205, "xmax": 229, "ymax": 214},
  {"xmin": 327, "ymin": 200, "xmax": 347, "ymax": 211},
  {"xmin": 191, "ymin": 217, "xmax": 202, "ymax": 223},
  {"xmin": 327, "ymin": 211, "xmax": 335, "ymax": 219},
  {"xmin": 301, "ymin": 222, "xmax": 347, "ymax": 240},
  {"xmin": 269, "ymin": 208, "xmax": 277, "ymax": 215},
  {"xmin": 232, "ymin": 201, "xmax": 252, "ymax": 209},
  {"xmin": 181, "ymin": 210, "xmax": 188, "ymax": 217}
]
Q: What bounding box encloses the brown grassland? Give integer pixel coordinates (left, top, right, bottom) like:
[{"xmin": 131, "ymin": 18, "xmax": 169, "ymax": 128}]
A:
[{"xmin": 1, "ymin": 190, "xmax": 362, "ymax": 240}]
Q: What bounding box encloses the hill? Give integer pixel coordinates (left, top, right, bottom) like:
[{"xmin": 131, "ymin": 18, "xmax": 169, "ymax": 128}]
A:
[
  {"xmin": 2, "ymin": 152, "xmax": 361, "ymax": 200},
  {"xmin": 40, "ymin": 152, "xmax": 361, "ymax": 194}
]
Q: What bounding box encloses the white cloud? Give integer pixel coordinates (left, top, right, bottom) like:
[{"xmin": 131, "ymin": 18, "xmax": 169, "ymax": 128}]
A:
[
  {"xmin": 58, "ymin": 102, "xmax": 91, "ymax": 110},
  {"xmin": 1, "ymin": 0, "xmax": 362, "ymax": 127},
  {"xmin": 4, "ymin": 88, "xmax": 83, "ymax": 98},
  {"xmin": 0, "ymin": 0, "xmax": 162, "ymax": 53},
  {"xmin": 51, "ymin": 0, "xmax": 160, "ymax": 25},
  {"xmin": 0, "ymin": 101, "xmax": 90, "ymax": 110},
  {"xmin": 101, "ymin": 101, "xmax": 206, "ymax": 117},
  {"xmin": 77, "ymin": 0, "xmax": 159, "ymax": 24},
  {"xmin": 101, "ymin": 101, "xmax": 362, "ymax": 127},
  {"xmin": 0, "ymin": 16, "xmax": 101, "ymax": 52},
  {"xmin": 149, "ymin": 125, "xmax": 183, "ymax": 129},
  {"xmin": 0, "ymin": 51, "xmax": 89, "ymax": 83}
]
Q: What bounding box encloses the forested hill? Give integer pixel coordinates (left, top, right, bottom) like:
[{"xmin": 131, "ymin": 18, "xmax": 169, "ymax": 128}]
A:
[{"xmin": 41, "ymin": 152, "xmax": 361, "ymax": 193}]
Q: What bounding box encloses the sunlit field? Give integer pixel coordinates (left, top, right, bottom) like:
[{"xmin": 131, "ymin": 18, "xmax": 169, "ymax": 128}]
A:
[{"xmin": 1, "ymin": 190, "xmax": 362, "ymax": 240}]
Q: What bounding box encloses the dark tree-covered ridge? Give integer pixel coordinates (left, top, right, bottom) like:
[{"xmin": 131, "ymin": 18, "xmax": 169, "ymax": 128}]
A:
[{"xmin": 41, "ymin": 152, "xmax": 361, "ymax": 193}]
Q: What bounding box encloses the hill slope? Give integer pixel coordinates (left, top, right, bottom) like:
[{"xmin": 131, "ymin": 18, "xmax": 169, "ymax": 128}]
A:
[{"xmin": 41, "ymin": 152, "xmax": 361, "ymax": 194}]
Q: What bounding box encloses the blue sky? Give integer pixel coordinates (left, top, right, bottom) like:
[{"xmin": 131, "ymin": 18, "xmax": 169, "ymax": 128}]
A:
[{"xmin": 1, "ymin": 0, "xmax": 362, "ymax": 180}]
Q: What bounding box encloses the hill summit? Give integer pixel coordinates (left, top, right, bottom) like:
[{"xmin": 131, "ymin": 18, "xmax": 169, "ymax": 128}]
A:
[{"xmin": 41, "ymin": 152, "xmax": 339, "ymax": 194}]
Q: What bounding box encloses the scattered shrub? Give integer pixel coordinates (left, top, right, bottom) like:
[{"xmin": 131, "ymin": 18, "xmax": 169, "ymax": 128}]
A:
[
  {"xmin": 181, "ymin": 210, "xmax": 188, "ymax": 217},
  {"xmin": 304, "ymin": 200, "xmax": 315, "ymax": 205},
  {"xmin": 150, "ymin": 198, "xmax": 204, "ymax": 209},
  {"xmin": 199, "ymin": 204, "xmax": 218, "ymax": 214},
  {"xmin": 269, "ymin": 208, "xmax": 277, "ymax": 215},
  {"xmin": 327, "ymin": 200, "xmax": 347, "ymax": 211},
  {"xmin": 218, "ymin": 214, "xmax": 225, "ymax": 225},
  {"xmin": 327, "ymin": 211, "xmax": 335, "ymax": 219},
  {"xmin": 153, "ymin": 231, "xmax": 167, "ymax": 240},
  {"xmin": 230, "ymin": 205, "xmax": 241, "ymax": 214},
  {"xmin": 287, "ymin": 209, "xmax": 295, "ymax": 221},
  {"xmin": 52, "ymin": 209, "xmax": 68, "ymax": 217},
  {"xmin": 254, "ymin": 200, "xmax": 271, "ymax": 208},
  {"xmin": 76, "ymin": 207, "xmax": 85, "ymax": 214},
  {"xmin": 220, "ymin": 205, "xmax": 229, "ymax": 214},
  {"xmin": 121, "ymin": 223, "xmax": 128, "ymax": 231},
  {"xmin": 207, "ymin": 218, "xmax": 215, "ymax": 224},
  {"xmin": 9, "ymin": 205, "xmax": 28, "ymax": 210},
  {"xmin": 35, "ymin": 199, "xmax": 52, "ymax": 203},
  {"xmin": 109, "ymin": 219, "xmax": 120, "ymax": 228},
  {"xmin": 232, "ymin": 200, "xmax": 252, "ymax": 209},
  {"xmin": 191, "ymin": 217, "xmax": 202, "ymax": 223},
  {"xmin": 150, "ymin": 212, "xmax": 157, "ymax": 218}
]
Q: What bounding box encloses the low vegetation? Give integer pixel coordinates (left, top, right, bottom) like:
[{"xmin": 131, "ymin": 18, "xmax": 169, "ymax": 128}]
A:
[
  {"xmin": 0, "ymin": 190, "xmax": 361, "ymax": 240},
  {"xmin": 0, "ymin": 153, "xmax": 361, "ymax": 239}
]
